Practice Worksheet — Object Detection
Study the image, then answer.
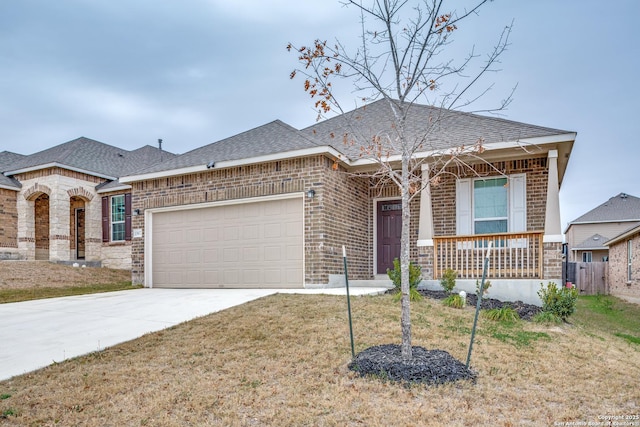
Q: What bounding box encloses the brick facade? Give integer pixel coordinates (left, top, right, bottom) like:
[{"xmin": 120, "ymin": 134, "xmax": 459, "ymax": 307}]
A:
[
  {"xmin": 0, "ymin": 188, "xmax": 19, "ymax": 259},
  {"xmin": 430, "ymin": 156, "xmax": 548, "ymax": 236},
  {"xmin": 608, "ymin": 232, "xmax": 640, "ymax": 301},
  {"xmin": 130, "ymin": 155, "xmax": 373, "ymax": 285}
]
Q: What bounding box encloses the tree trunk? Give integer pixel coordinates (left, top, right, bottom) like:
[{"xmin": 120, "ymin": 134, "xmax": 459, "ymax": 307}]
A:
[{"xmin": 400, "ymin": 148, "xmax": 412, "ymax": 360}]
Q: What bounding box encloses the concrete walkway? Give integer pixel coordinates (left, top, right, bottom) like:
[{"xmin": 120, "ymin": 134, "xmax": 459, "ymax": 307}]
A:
[{"xmin": 0, "ymin": 287, "xmax": 387, "ymax": 381}]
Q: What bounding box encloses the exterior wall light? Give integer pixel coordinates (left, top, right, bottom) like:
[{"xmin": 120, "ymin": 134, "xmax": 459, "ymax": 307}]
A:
[
  {"xmin": 306, "ymin": 189, "xmax": 316, "ymax": 198},
  {"xmin": 133, "ymin": 209, "xmax": 141, "ymax": 216}
]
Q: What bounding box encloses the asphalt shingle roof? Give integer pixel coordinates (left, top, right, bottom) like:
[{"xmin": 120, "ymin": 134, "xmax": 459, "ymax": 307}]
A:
[
  {"xmin": 4, "ymin": 137, "xmax": 175, "ymax": 180},
  {"xmin": 0, "ymin": 151, "xmax": 26, "ymax": 189},
  {"xmin": 134, "ymin": 120, "xmax": 324, "ymax": 175},
  {"xmin": 568, "ymin": 193, "xmax": 640, "ymax": 224},
  {"xmin": 573, "ymin": 233, "xmax": 610, "ymax": 250},
  {"xmin": 303, "ymin": 99, "xmax": 571, "ymax": 160}
]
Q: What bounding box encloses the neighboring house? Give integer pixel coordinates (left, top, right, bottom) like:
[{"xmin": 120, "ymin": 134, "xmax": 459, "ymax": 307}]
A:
[
  {"xmin": 117, "ymin": 100, "xmax": 576, "ymax": 305},
  {"xmin": 0, "ymin": 137, "xmax": 175, "ymax": 268},
  {"xmin": 565, "ymin": 193, "xmax": 640, "ymax": 263},
  {"xmin": 605, "ymin": 224, "xmax": 640, "ymax": 302}
]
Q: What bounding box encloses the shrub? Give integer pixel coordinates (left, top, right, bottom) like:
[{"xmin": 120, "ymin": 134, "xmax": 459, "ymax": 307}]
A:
[
  {"xmin": 482, "ymin": 307, "xmax": 520, "ymax": 322},
  {"xmin": 440, "ymin": 268, "xmax": 458, "ymax": 293},
  {"xmin": 532, "ymin": 311, "xmax": 562, "ymax": 324},
  {"xmin": 537, "ymin": 281, "xmax": 578, "ymax": 321},
  {"xmin": 476, "ymin": 279, "xmax": 492, "ymax": 297},
  {"xmin": 442, "ymin": 293, "xmax": 465, "ymax": 309},
  {"xmin": 387, "ymin": 258, "xmax": 423, "ymax": 302}
]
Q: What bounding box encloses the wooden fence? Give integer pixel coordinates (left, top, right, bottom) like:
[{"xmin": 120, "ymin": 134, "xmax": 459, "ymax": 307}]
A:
[{"xmin": 566, "ymin": 262, "xmax": 608, "ymax": 295}]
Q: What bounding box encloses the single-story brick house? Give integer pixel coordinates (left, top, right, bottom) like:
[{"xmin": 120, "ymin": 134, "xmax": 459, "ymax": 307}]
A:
[
  {"xmin": 114, "ymin": 100, "xmax": 576, "ymax": 305},
  {"xmin": 0, "ymin": 138, "xmax": 174, "ymax": 268},
  {"xmin": 605, "ymin": 224, "xmax": 640, "ymax": 303}
]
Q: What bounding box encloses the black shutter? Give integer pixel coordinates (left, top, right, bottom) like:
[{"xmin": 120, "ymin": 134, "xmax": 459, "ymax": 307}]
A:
[
  {"xmin": 102, "ymin": 196, "xmax": 109, "ymax": 242},
  {"xmin": 124, "ymin": 193, "xmax": 132, "ymax": 241}
]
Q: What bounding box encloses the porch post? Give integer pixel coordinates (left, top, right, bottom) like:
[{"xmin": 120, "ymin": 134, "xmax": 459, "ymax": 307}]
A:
[
  {"xmin": 544, "ymin": 149, "xmax": 562, "ymax": 243},
  {"xmin": 417, "ymin": 163, "xmax": 434, "ymax": 246}
]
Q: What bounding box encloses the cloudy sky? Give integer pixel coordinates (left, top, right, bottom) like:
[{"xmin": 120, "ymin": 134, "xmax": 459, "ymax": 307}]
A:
[{"xmin": 1, "ymin": 0, "xmax": 639, "ymax": 230}]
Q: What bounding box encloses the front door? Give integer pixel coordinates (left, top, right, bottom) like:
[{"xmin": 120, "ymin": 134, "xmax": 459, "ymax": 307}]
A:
[
  {"xmin": 376, "ymin": 200, "xmax": 402, "ymax": 274},
  {"xmin": 76, "ymin": 208, "xmax": 85, "ymax": 259}
]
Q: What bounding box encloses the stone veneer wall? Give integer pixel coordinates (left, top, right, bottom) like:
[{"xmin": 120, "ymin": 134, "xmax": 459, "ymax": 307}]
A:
[
  {"xmin": 130, "ymin": 155, "xmax": 372, "ymax": 286},
  {"xmin": 0, "ymin": 188, "xmax": 20, "ymax": 259},
  {"xmin": 608, "ymin": 232, "xmax": 640, "ymax": 301},
  {"xmin": 13, "ymin": 169, "xmax": 112, "ymax": 264}
]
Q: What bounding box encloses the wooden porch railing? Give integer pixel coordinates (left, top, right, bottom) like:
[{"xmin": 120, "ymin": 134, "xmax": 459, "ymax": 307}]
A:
[{"xmin": 433, "ymin": 231, "xmax": 544, "ymax": 280}]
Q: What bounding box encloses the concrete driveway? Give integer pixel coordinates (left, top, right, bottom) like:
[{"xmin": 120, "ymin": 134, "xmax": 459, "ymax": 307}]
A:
[{"xmin": 0, "ymin": 287, "xmax": 387, "ymax": 381}]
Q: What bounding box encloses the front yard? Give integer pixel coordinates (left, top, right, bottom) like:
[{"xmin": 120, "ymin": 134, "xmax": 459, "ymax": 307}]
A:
[
  {"xmin": 1, "ymin": 290, "xmax": 638, "ymax": 426},
  {"xmin": 0, "ymin": 261, "xmax": 134, "ymax": 303}
]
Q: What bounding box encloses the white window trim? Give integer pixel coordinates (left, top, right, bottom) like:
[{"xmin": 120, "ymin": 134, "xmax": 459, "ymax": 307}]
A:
[
  {"xmin": 456, "ymin": 173, "xmax": 526, "ymax": 236},
  {"xmin": 582, "ymin": 251, "xmax": 592, "ymax": 263},
  {"xmin": 110, "ymin": 194, "xmax": 126, "ymax": 242}
]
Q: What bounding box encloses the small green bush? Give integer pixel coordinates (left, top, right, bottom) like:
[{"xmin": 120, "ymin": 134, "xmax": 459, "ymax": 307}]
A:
[
  {"xmin": 532, "ymin": 311, "xmax": 562, "ymax": 324},
  {"xmin": 537, "ymin": 282, "xmax": 578, "ymax": 321},
  {"xmin": 482, "ymin": 307, "xmax": 520, "ymax": 322},
  {"xmin": 387, "ymin": 258, "xmax": 423, "ymax": 302},
  {"xmin": 442, "ymin": 293, "xmax": 465, "ymax": 309},
  {"xmin": 440, "ymin": 268, "xmax": 458, "ymax": 293}
]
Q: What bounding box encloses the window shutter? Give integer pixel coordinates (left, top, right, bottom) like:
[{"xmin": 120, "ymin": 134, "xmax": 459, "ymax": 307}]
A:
[
  {"xmin": 509, "ymin": 173, "xmax": 527, "ymax": 232},
  {"xmin": 456, "ymin": 178, "xmax": 472, "ymax": 235},
  {"xmin": 101, "ymin": 196, "xmax": 109, "ymax": 242},
  {"xmin": 124, "ymin": 193, "xmax": 132, "ymax": 241}
]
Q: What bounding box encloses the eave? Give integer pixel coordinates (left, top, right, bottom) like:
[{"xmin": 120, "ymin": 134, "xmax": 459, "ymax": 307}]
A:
[
  {"xmin": 4, "ymin": 162, "xmax": 118, "ymax": 181},
  {"xmin": 120, "ymin": 132, "xmax": 576, "ymax": 184}
]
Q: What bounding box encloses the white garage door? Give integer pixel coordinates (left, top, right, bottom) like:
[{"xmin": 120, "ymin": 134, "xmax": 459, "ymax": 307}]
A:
[{"xmin": 151, "ymin": 197, "xmax": 303, "ymax": 288}]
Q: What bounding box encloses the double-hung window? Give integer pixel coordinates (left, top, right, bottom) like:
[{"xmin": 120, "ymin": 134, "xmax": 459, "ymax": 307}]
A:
[
  {"xmin": 582, "ymin": 251, "xmax": 592, "ymax": 263},
  {"xmin": 473, "ymin": 177, "xmax": 508, "ymax": 234},
  {"xmin": 111, "ymin": 195, "xmax": 126, "ymax": 241},
  {"xmin": 456, "ymin": 174, "xmax": 526, "ymax": 236},
  {"xmin": 101, "ymin": 193, "xmax": 132, "ymax": 242}
]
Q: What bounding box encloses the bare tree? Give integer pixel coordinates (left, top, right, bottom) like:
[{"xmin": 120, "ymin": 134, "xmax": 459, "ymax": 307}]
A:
[{"xmin": 288, "ymin": 0, "xmax": 513, "ymax": 360}]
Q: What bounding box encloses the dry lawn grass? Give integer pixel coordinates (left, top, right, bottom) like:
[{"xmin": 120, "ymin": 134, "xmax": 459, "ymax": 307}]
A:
[
  {"xmin": 1, "ymin": 293, "xmax": 639, "ymax": 426},
  {"xmin": 0, "ymin": 261, "xmax": 131, "ymax": 289}
]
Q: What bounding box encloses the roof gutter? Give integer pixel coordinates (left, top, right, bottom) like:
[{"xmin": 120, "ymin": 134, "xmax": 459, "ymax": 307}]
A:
[
  {"xmin": 120, "ymin": 132, "xmax": 576, "ymax": 183},
  {"xmin": 0, "ymin": 183, "xmax": 20, "ymax": 191},
  {"xmin": 120, "ymin": 146, "xmax": 346, "ymax": 183},
  {"xmin": 96, "ymin": 184, "xmax": 133, "ymax": 194},
  {"xmin": 604, "ymin": 225, "xmax": 640, "ymax": 246}
]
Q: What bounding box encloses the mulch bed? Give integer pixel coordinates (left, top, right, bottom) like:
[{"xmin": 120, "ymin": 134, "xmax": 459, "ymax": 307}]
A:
[
  {"xmin": 348, "ymin": 344, "xmax": 476, "ymax": 386},
  {"xmin": 418, "ymin": 289, "xmax": 542, "ymax": 321},
  {"xmin": 348, "ymin": 289, "xmax": 541, "ymax": 386}
]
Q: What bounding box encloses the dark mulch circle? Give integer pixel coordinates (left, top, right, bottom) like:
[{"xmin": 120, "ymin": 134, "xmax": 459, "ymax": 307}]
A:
[
  {"xmin": 348, "ymin": 344, "xmax": 476, "ymax": 386},
  {"xmin": 417, "ymin": 289, "xmax": 542, "ymax": 321}
]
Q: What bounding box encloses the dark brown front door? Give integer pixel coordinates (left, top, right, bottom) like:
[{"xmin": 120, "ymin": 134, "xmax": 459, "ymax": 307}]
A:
[
  {"xmin": 377, "ymin": 200, "xmax": 402, "ymax": 274},
  {"xmin": 76, "ymin": 208, "xmax": 85, "ymax": 259}
]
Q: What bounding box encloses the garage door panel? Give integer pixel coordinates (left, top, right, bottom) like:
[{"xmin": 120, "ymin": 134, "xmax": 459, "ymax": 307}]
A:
[{"xmin": 152, "ymin": 197, "xmax": 303, "ymax": 288}]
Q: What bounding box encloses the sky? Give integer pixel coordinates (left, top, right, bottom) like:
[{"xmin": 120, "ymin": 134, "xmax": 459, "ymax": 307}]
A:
[{"xmin": 1, "ymin": 0, "xmax": 639, "ymax": 231}]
